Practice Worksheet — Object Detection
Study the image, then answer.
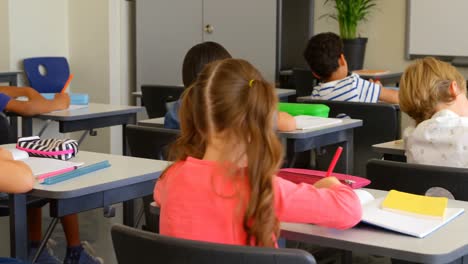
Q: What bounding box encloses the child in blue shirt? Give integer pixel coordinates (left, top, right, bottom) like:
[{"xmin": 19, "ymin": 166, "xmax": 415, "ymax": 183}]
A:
[
  {"xmin": 165, "ymin": 42, "xmax": 296, "ymax": 131},
  {"xmin": 0, "ymin": 86, "xmax": 102, "ymax": 264},
  {"xmin": 164, "ymin": 42, "xmax": 232, "ymax": 129}
]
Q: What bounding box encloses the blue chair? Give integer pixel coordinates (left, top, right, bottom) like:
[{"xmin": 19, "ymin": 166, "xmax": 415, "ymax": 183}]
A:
[{"xmin": 23, "ymin": 57, "xmax": 70, "ymax": 93}]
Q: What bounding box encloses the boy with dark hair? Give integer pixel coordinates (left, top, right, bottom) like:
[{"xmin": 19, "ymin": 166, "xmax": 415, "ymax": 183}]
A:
[{"xmin": 303, "ymin": 32, "xmax": 398, "ymax": 104}]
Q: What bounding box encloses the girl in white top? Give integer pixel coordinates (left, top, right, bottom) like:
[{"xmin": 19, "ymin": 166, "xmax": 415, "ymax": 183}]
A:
[{"xmin": 400, "ymin": 57, "xmax": 468, "ymax": 167}]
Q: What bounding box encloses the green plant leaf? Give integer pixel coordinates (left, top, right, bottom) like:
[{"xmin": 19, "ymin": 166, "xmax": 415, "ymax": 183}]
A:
[{"xmin": 324, "ymin": 0, "xmax": 378, "ymax": 39}]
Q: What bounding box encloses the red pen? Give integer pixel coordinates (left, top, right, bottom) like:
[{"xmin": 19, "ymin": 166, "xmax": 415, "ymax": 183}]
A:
[{"xmin": 326, "ymin": 147, "xmax": 343, "ymax": 177}]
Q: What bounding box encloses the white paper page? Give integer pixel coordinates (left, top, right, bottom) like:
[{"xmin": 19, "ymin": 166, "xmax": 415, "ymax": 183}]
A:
[
  {"xmin": 294, "ymin": 116, "xmax": 342, "ymax": 130},
  {"xmin": 7, "ymin": 148, "xmax": 29, "ymax": 161},
  {"xmin": 21, "ymin": 157, "xmax": 83, "ymax": 177},
  {"xmin": 362, "ymin": 198, "xmax": 464, "ymax": 238}
]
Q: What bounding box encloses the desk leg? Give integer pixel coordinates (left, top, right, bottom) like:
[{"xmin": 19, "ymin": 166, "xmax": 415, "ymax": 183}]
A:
[
  {"xmin": 335, "ymin": 129, "xmax": 354, "ymax": 175},
  {"xmin": 9, "ymin": 116, "xmax": 18, "ymax": 141},
  {"xmin": 9, "ymin": 194, "xmax": 28, "ymax": 261},
  {"xmin": 21, "ymin": 117, "xmax": 33, "ymax": 137},
  {"xmin": 123, "ymin": 200, "xmax": 135, "ymax": 227},
  {"xmin": 285, "ymin": 138, "xmax": 297, "ymax": 168},
  {"xmin": 123, "ymin": 114, "xmax": 137, "ymax": 156}
]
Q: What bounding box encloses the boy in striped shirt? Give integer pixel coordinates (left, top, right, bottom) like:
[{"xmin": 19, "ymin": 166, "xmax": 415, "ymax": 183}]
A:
[{"xmin": 303, "ymin": 32, "xmax": 399, "ymax": 104}]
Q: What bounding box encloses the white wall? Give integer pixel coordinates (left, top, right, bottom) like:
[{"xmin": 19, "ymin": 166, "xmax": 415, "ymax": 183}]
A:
[
  {"xmin": 68, "ymin": 0, "xmax": 131, "ymax": 154},
  {"xmin": 8, "ymin": 0, "xmax": 69, "ymax": 71},
  {"xmin": 0, "ymin": 0, "xmax": 9, "ymax": 71}
]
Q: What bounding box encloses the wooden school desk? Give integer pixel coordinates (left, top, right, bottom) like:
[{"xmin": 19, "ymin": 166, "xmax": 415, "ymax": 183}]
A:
[
  {"xmin": 281, "ymin": 189, "xmax": 468, "ymax": 264},
  {"xmin": 138, "ymin": 117, "xmax": 363, "ymax": 174},
  {"xmin": 132, "ymin": 88, "xmax": 297, "ymax": 103},
  {"xmin": 20, "ymin": 103, "xmax": 143, "ymax": 154},
  {"xmin": 7, "ymin": 149, "xmax": 169, "ymax": 261},
  {"xmin": 372, "ymin": 139, "xmax": 406, "ymax": 161}
]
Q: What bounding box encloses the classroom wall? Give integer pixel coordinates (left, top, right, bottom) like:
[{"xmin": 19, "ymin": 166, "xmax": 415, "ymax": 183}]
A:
[
  {"xmin": 0, "ymin": 0, "xmax": 9, "ymax": 71},
  {"xmin": 68, "ymin": 0, "xmax": 132, "ymax": 154},
  {"xmin": 8, "ymin": 0, "xmax": 69, "ymax": 72}
]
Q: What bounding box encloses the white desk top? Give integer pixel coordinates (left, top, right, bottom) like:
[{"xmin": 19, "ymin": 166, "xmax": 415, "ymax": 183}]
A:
[
  {"xmin": 133, "ymin": 88, "xmax": 296, "ymax": 99},
  {"xmin": 36, "ymin": 103, "xmax": 143, "ymax": 121},
  {"xmin": 138, "ymin": 117, "xmax": 165, "ymax": 127},
  {"xmin": 372, "ymin": 140, "xmax": 405, "ymax": 156},
  {"xmin": 138, "ymin": 117, "xmax": 362, "ymax": 137},
  {"xmin": 29, "ymin": 150, "xmax": 168, "ymax": 199},
  {"xmin": 281, "ymin": 189, "xmax": 468, "ymax": 263}
]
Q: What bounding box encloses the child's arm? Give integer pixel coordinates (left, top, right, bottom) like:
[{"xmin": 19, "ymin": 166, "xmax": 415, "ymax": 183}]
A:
[
  {"xmin": 0, "ymin": 86, "xmax": 70, "ymax": 116},
  {"xmin": 277, "ymin": 111, "xmax": 296, "ymax": 131},
  {"xmin": 0, "ymin": 148, "xmax": 34, "ymax": 193},
  {"xmin": 273, "ymin": 176, "xmax": 362, "ymax": 229},
  {"xmin": 378, "ymin": 87, "xmax": 399, "ymax": 104},
  {"xmin": 369, "ymin": 80, "xmax": 399, "ymax": 104}
]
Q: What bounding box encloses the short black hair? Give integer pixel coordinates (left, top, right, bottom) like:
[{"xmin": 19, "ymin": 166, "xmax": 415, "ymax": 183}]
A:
[
  {"xmin": 303, "ymin": 32, "xmax": 344, "ymax": 80},
  {"xmin": 182, "ymin": 41, "xmax": 232, "ymax": 87}
]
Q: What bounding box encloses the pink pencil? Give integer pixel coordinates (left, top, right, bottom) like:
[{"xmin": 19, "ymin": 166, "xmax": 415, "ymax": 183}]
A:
[{"xmin": 326, "ymin": 147, "xmax": 343, "ymax": 177}]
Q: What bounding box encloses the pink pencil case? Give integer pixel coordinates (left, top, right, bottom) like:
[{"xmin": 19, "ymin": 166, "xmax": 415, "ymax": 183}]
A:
[
  {"xmin": 277, "ymin": 168, "xmax": 371, "ymax": 189},
  {"xmin": 16, "ymin": 136, "xmax": 79, "ymax": 161}
]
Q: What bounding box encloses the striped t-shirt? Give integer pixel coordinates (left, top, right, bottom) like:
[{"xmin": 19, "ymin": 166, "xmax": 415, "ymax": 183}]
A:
[{"xmin": 311, "ymin": 73, "xmax": 381, "ymax": 103}]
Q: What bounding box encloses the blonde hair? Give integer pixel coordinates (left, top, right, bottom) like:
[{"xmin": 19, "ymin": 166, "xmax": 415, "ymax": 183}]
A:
[
  {"xmin": 399, "ymin": 57, "xmax": 467, "ymax": 124},
  {"xmin": 167, "ymin": 58, "xmax": 283, "ymax": 247}
]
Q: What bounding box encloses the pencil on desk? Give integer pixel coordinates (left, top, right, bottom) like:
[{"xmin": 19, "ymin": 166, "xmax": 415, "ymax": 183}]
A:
[
  {"xmin": 326, "ymin": 147, "xmax": 343, "ymax": 177},
  {"xmin": 61, "ymin": 74, "xmax": 74, "ymax": 93}
]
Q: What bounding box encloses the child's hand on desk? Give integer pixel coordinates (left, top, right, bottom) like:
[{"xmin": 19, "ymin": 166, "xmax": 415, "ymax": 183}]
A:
[
  {"xmin": 0, "ymin": 147, "xmax": 13, "ymax": 160},
  {"xmin": 53, "ymin": 93, "xmax": 71, "ymax": 110},
  {"xmin": 314, "ymin": 177, "xmax": 341, "ymax": 189},
  {"xmin": 369, "ymin": 79, "xmax": 383, "ymax": 87}
]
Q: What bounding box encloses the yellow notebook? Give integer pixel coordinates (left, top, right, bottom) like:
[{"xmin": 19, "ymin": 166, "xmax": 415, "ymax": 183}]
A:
[{"xmin": 381, "ymin": 190, "xmax": 448, "ymax": 219}]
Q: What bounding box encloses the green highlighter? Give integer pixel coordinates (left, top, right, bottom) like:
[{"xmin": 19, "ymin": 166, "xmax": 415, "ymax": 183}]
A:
[{"xmin": 278, "ymin": 102, "xmax": 330, "ymax": 117}]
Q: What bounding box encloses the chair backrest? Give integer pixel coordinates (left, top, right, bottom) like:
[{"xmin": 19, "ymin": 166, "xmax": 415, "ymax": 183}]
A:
[
  {"xmin": 300, "ymin": 99, "xmax": 400, "ymax": 176},
  {"xmin": 141, "ymin": 85, "xmax": 185, "ymax": 118},
  {"xmin": 292, "ymin": 68, "xmax": 318, "ymax": 97},
  {"xmin": 126, "ymin": 125, "xmax": 179, "ymax": 160},
  {"xmin": 367, "ymin": 159, "xmax": 468, "ymax": 201},
  {"xmin": 111, "ymin": 224, "xmax": 316, "ymax": 264},
  {"xmin": 0, "ymin": 112, "xmax": 14, "ymax": 145},
  {"xmin": 23, "ymin": 57, "xmax": 70, "ymax": 93}
]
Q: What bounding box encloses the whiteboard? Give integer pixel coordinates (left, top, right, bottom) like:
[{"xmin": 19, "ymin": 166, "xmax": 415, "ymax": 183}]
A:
[{"xmin": 407, "ymin": 0, "xmax": 468, "ymax": 57}]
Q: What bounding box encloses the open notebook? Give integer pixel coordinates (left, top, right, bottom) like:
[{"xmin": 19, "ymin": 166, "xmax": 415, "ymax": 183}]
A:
[
  {"xmin": 355, "ymin": 190, "xmax": 464, "ymax": 238},
  {"xmin": 294, "ymin": 116, "xmax": 342, "ymax": 130},
  {"xmin": 8, "ymin": 148, "xmax": 83, "ymax": 181}
]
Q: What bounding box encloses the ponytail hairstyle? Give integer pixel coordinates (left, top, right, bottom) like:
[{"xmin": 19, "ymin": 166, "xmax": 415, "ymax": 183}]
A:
[{"xmin": 168, "ymin": 58, "xmax": 283, "ymax": 247}]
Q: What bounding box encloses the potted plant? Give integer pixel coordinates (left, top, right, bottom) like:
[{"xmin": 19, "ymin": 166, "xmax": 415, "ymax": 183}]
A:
[{"xmin": 323, "ymin": 0, "xmax": 378, "ymax": 71}]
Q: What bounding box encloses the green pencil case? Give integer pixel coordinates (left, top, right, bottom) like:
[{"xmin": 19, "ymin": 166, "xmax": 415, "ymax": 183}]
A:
[{"xmin": 278, "ymin": 102, "xmax": 329, "ymax": 117}]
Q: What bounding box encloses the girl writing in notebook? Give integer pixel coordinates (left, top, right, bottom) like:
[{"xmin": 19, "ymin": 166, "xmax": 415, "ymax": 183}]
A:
[{"xmin": 154, "ymin": 58, "xmax": 361, "ymax": 246}]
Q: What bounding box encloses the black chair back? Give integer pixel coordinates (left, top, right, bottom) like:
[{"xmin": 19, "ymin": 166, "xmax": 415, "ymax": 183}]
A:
[
  {"xmin": 141, "ymin": 85, "xmax": 185, "ymax": 118},
  {"xmin": 292, "ymin": 68, "xmax": 318, "ymax": 97},
  {"xmin": 298, "ymin": 99, "xmax": 400, "ymax": 176},
  {"xmin": 111, "ymin": 224, "xmax": 316, "ymax": 264},
  {"xmin": 126, "ymin": 125, "xmax": 179, "ymax": 160},
  {"xmin": 367, "ymin": 159, "xmax": 468, "ymax": 201},
  {"xmin": 0, "ymin": 112, "xmax": 14, "ymax": 145}
]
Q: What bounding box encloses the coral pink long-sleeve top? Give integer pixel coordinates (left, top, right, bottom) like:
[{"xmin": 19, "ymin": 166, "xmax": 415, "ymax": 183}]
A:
[{"xmin": 154, "ymin": 157, "xmax": 362, "ymax": 245}]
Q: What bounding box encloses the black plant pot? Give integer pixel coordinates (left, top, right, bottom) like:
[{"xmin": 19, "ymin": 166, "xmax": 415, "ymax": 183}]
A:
[{"xmin": 343, "ymin": 37, "xmax": 368, "ymax": 71}]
